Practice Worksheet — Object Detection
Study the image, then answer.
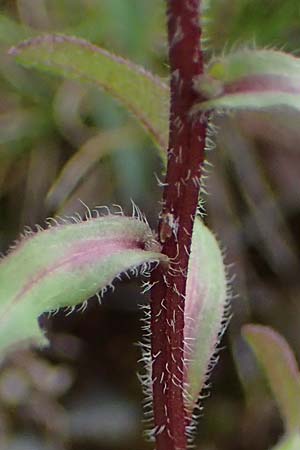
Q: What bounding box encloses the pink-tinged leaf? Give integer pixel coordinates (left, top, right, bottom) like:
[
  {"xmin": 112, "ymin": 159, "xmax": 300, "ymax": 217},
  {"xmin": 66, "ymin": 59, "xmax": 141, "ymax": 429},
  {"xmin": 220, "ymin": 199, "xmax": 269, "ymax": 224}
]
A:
[
  {"xmin": 242, "ymin": 325, "xmax": 300, "ymax": 434},
  {"xmin": 0, "ymin": 213, "xmax": 167, "ymax": 359},
  {"xmin": 184, "ymin": 218, "xmax": 228, "ymax": 414},
  {"xmin": 192, "ymin": 49, "xmax": 300, "ymax": 114}
]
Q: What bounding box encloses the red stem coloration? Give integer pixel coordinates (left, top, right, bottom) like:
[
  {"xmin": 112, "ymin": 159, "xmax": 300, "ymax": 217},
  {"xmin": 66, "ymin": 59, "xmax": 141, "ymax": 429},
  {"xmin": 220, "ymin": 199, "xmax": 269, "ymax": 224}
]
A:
[{"xmin": 150, "ymin": 1, "xmax": 207, "ymax": 450}]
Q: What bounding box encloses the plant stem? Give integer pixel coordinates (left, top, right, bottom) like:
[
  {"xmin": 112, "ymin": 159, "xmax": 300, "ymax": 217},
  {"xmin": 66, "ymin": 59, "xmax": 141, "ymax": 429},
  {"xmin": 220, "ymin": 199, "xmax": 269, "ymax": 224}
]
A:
[{"xmin": 150, "ymin": 1, "xmax": 207, "ymax": 450}]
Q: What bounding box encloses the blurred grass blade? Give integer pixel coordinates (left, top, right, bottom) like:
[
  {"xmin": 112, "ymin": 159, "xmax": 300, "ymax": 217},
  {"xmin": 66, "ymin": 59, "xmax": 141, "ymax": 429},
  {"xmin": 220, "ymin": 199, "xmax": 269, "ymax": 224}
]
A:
[
  {"xmin": 200, "ymin": 0, "xmax": 212, "ymax": 50},
  {"xmin": 193, "ymin": 49, "xmax": 300, "ymax": 114},
  {"xmin": 272, "ymin": 433, "xmax": 300, "ymax": 450},
  {"xmin": 184, "ymin": 218, "xmax": 228, "ymax": 414},
  {"xmin": 0, "ymin": 214, "xmax": 167, "ymax": 359},
  {"xmin": 9, "ymin": 34, "xmax": 169, "ymax": 155},
  {"xmin": 46, "ymin": 128, "xmax": 132, "ymax": 210},
  {"xmin": 0, "ymin": 14, "xmax": 30, "ymax": 45},
  {"xmin": 242, "ymin": 325, "xmax": 300, "ymax": 433},
  {"xmin": 0, "ymin": 108, "xmax": 50, "ymax": 146}
]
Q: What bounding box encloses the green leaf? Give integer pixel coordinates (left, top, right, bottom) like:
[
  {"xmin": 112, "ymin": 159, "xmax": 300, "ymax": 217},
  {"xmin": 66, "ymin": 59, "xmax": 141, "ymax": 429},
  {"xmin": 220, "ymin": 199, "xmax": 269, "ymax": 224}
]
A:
[
  {"xmin": 9, "ymin": 34, "xmax": 169, "ymax": 156},
  {"xmin": 242, "ymin": 325, "xmax": 300, "ymax": 434},
  {"xmin": 0, "ymin": 213, "xmax": 167, "ymax": 359},
  {"xmin": 193, "ymin": 49, "xmax": 300, "ymax": 114},
  {"xmin": 184, "ymin": 218, "xmax": 228, "ymax": 413}
]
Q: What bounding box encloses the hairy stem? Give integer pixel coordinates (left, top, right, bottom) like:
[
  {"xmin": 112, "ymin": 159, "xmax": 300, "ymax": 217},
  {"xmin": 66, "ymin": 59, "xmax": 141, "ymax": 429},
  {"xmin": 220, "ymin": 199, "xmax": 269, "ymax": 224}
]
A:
[{"xmin": 150, "ymin": 1, "xmax": 207, "ymax": 449}]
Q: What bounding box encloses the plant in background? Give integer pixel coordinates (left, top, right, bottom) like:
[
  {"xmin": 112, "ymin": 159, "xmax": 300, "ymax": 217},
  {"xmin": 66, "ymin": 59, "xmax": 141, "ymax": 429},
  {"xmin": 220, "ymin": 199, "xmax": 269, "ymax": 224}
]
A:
[{"xmin": 0, "ymin": 1, "xmax": 299, "ymax": 449}]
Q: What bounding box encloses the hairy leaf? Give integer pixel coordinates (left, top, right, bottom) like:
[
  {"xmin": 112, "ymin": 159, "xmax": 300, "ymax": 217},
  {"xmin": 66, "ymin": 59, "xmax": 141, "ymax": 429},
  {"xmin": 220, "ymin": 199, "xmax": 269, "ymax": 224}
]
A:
[
  {"xmin": 9, "ymin": 34, "xmax": 169, "ymax": 155},
  {"xmin": 243, "ymin": 325, "xmax": 300, "ymax": 433},
  {"xmin": 0, "ymin": 214, "xmax": 167, "ymax": 359},
  {"xmin": 184, "ymin": 218, "xmax": 228, "ymax": 413},
  {"xmin": 193, "ymin": 49, "xmax": 300, "ymax": 114}
]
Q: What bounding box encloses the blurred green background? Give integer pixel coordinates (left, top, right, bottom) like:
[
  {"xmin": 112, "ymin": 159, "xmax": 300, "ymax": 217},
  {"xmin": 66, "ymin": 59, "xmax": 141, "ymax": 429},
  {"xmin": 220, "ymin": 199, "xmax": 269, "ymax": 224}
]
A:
[{"xmin": 1, "ymin": 1, "xmax": 300, "ymax": 449}]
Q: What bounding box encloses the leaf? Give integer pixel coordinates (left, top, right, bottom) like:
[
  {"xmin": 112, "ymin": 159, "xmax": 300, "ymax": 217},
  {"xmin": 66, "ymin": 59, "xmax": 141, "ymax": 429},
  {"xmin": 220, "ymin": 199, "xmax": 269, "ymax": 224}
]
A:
[
  {"xmin": 242, "ymin": 325, "xmax": 300, "ymax": 434},
  {"xmin": 193, "ymin": 49, "xmax": 300, "ymax": 114},
  {"xmin": 0, "ymin": 213, "xmax": 167, "ymax": 359},
  {"xmin": 184, "ymin": 218, "xmax": 228, "ymax": 413},
  {"xmin": 9, "ymin": 34, "xmax": 169, "ymax": 156}
]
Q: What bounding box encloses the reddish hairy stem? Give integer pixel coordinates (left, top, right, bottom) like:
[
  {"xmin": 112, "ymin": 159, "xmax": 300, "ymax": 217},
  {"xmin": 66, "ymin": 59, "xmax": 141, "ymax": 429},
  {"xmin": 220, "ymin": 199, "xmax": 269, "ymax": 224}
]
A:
[{"xmin": 150, "ymin": 1, "xmax": 207, "ymax": 450}]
